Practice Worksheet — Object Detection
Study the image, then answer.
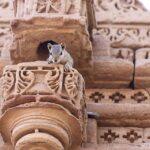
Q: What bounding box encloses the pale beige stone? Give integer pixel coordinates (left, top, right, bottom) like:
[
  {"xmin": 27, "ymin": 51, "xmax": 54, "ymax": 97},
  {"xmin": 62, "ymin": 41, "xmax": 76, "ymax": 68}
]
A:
[
  {"xmin": 99, "ymin": 127, "xmax": 143, "ymax": 144},
  {"xmin": 1, "ymin": 0, "xmax": 150, "ymax": 149},
  {"xmin": 87, "ymin": 103, "xmax": 150, "ymax": 127},
  {"xmin": 0, "ymin": 62, "xmax": 87, "ymax": 150},
  {"xmin": 87, "ymin": 119, "xmax": 98, "ymax": 144},
  {"xmin": 135, "ymin": 48, "xmax": 150, "ymax": 88}
]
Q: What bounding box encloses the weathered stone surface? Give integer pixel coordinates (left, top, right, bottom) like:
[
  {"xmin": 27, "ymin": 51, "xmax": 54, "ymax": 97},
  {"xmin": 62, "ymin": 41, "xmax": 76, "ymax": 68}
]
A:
[
  {"xmin": 2, "ymin": 0, "xmax": 150, "ymax": 149},
  {"xmin": 93, "ymin": 57, "xmax": 133, "ymax": 88},
  {"xmin": 135, "ymin": 48, "xmax": 150, "ymax": 88},
  {"xmin": 0, "ymin": 22, "xmax": 11, "ymax": 76},
  {"xmin": 86, "ymin": 89, "xmax": 150, "ymax": 127},
  {"xmin": 0, "ymin": 62, "xmax": 87, "ymax": 150},
  {"xmin": 83, "ymin": 143, "xmax": 150, "ymax": 150},
  {"xmin": 94, "ymin": 0, "xmax": 149, "ymax": 24},
  {"xmin": 87, "ymin": 119, "xmax": 98, "ymax": 144},
  {"xmin": 99, "ymin": 127, "xmax": 143, "ymax": 144},
  {"xmin": 0, "ymin": 134, "xmax": 4, "ymax": 148}
]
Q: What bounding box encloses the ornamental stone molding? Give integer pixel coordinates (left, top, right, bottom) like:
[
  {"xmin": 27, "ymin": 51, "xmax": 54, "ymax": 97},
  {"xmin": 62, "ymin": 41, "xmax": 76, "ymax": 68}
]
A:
[{"xmin": 0, "ymin": 61, "xmax": 87, "ymax": 150}]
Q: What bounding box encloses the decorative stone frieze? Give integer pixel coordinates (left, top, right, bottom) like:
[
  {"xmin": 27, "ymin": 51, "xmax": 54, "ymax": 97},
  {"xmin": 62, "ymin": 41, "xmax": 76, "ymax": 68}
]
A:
[
  {"xmin": 94, "ymin": 0, "xmax": 150, "ymax": 24},
  {"xmin": 94, "ymin": 26, "xmax": 150, "ymax": 48},
  {"xmin": 0, "ymin": 61, "xmax": 87, "ymax": 150}
]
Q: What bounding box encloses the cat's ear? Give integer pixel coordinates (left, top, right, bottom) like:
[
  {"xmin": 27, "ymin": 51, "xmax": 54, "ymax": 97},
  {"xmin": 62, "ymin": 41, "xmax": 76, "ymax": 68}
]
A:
[
  {"xmin": 60, "ymin": 43, "xmax": 65, "ymax": 50},
  {"xmin": 47, "ymin": 43, "xmax": 52, "ymax": 52}
]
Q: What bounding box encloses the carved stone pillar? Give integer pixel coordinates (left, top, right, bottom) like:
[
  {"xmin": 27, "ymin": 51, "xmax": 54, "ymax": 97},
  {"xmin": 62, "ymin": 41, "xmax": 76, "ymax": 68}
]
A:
[
  {"xmin": 0, "ymin": 61, "xmax": 87, "ymax": 150},
  {"xmin": 10, "ymin": 0, "xmax": 95, "ymax": 65}
]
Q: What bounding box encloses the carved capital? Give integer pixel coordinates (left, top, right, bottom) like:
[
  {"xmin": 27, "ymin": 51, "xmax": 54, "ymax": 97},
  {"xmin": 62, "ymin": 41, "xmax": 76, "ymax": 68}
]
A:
[{"xmin": 0, "ymin": 61, "xmax": 87, "ymax": 150}]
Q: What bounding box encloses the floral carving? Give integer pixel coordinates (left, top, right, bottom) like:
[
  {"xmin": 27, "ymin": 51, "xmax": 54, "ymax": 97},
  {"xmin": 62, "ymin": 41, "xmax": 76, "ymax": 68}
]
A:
[
  {"xmin": 36, "ymin": 0, "xmax": 62, "ymax": 13},
  {"xmin": 64, "ymin": 69, "xmax": 84, "ymax": 106},
  {"xmin": 44, "ymin": 66, "xmax": 63, "ymax": 94},
  {"xmin": 15, "ymin": 68, "xmax": 35, "ymax": 94},
  {"xmin": 89, "ymin": 92, "xmax": 104, "ymax": 103},
  {"xmin": 123, "ymin": 130, "xmax": 142, "ymax": 143},
  {"xmin": 95, "ymin": 27, "xmax": 150, "ymax": 47},
  {"xmin": 95, "ymin": 28, "xmax": 126, "ymax": 44},
  {"xmin": 96, "ymin": 28, "xmax": 139, "ymax": 44},
  {"xmin": 131, "ymin": 91, "xmax": 147, "ymax": 103},
  {"xmin": 109, "ymin": 92, "xmax": 125, "ymax": 103},
  {"xmin": 94, "ymin": 0, "xmax": 146, "ymax": 12},
  {"xmin": 100, "ymin": 130, "xmax": 119, "ymax": 143},
  {"xmin": 2, "ymin": 70, "xmax": 15, "ymax": 98}
]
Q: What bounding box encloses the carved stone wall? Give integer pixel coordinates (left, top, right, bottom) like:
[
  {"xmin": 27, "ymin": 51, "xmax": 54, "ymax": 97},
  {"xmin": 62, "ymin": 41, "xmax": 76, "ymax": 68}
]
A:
[
  {"xmin": 1, "ymin": 0, "xmax": 150, "ymax": 150},
  {"xmin": 90, "ymin": 0, "xmax": 150, "ymax": 88}
]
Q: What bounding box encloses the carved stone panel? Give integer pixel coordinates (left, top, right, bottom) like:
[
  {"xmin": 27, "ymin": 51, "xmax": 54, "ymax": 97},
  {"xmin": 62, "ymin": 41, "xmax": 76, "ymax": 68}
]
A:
[
  {"xmin": 0, "ymin": 61, "xmax": 87, "ymax": 150},
  {"xmin": 2, "ymin": 61, "xmax": 86, "ymax": 110},
  {"xmin": 94, "ymin": 0, "xmax": 150, "ymax": 24},
  {"xmin": 14, "ymin": 0, "xmax": 86, "ymax": 17},
  {"xmin": 94, "ymin": 27, "xmax": 150, "ymax": 48}
]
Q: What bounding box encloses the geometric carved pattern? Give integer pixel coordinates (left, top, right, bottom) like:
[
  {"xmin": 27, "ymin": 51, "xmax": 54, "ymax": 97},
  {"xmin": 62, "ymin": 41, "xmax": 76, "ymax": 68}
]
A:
[
  {"xmin": 123, "ymin": 130, "xmax": 142, "ymax": 143},
  {"xmin": 89, "ymin": 92, "xmax": 104, "ymax": 103},
  {"xmin": 100, "ymin": 129, "xmax": 119, "ymax": 143},
  {"xmin": 109, "ymin": 92, "xmax": 126, "ymax": 103},
  {"xmin": 131, "ymin": 91, "xmax": 148, "ymax": 103},
  {"xmin": 99, "ymin": 127, "xmax": 143, "ymax": 144},
  {"xmin": 86, "ymin": 89, "xmax": 150, "ymax": 104}
]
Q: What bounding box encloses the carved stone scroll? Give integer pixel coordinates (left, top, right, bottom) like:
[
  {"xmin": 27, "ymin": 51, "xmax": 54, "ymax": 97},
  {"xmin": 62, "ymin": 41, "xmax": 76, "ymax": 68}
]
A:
[
  {"xmin": 64, "ymin": 68, "xmax": 85, "ymax": 108},
  {"xmin": 44, "ymin": 65, "xmax": 64, "ymax": 94},
  {"xmin": 2, "ymin": 65, "xmax": 16, "ymax": 99},
  {"xmin": 94, "ymin": 27, "xmax": 150, "ymax": 48},
  {"xmin": 0, "ymin": 62, "xmax": 87, "ymax": 149}
]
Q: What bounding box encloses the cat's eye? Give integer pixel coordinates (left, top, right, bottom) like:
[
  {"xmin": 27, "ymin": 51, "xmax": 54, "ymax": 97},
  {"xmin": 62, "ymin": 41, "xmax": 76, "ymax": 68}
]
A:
[
  {"xmin": 49, "ymin": 52, "xmax": 52, "ymax": 55},
  {"xmin": 60, "ymin": 52, "xmax": 63, "ymax": 55}
]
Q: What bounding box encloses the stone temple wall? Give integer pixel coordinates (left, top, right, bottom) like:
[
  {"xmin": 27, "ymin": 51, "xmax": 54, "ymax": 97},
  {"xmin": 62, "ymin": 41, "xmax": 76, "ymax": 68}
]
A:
[{"xmin": 1, "ymin": 0, "xmax": 150, "ymax": 150}]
